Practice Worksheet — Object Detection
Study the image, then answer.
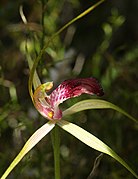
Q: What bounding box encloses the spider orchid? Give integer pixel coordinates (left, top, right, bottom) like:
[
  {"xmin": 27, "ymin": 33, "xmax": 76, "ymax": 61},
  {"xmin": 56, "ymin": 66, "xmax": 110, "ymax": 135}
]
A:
[
  {"xmin": 1, "ymin": 73, "xmax": 137, "ymax": 179},
  {"xmin": 2, "ymin": 70, "xmax": 137, "ymax": 179},
  {"xmin": 1, "ymin": 0, "xmax": 138, "ymax": 178},
  {"xmin": 33, "ymin": 78, "xmax": 104, "ymax": 121}
]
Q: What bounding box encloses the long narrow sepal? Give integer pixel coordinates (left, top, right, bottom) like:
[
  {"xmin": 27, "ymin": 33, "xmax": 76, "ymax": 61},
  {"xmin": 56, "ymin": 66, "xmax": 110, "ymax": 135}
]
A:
[
  {"xmin": 1, "ymin": 121, "xmax": 55, "ymax": 179},
  {"xmin": 27, "ymin": 55, "xmax": 41, "ymax": 102},
  {"xmin": 63, "ymin": 99, "xmax": 138, "ymax": 123},
  {"xmin": 57, "ymin": 120, "xmax": 138, "ymax": 178},
  {"xmin": 27, "ymin": 55, "xmax": 41, "ymax": 90}
]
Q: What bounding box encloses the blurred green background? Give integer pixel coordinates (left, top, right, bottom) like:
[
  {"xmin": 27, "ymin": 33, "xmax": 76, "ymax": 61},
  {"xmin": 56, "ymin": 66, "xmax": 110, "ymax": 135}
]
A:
[{"xmin": 0, "ymin": 0, "xmax": 138, "ymax": 178}]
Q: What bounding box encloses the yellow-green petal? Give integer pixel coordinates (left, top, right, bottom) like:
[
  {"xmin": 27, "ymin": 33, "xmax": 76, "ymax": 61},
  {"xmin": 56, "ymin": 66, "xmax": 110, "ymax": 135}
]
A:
[
  {"xmin": 57, "ymin": 120, "xmax": 138, "ymax": 178},
  {"xmin": 1, "ymin": 121, "xmax": 55, "ymax": 179},
  {"xmin": 63, "ymin": 99, "xmax": 138, "ymax": 123}
]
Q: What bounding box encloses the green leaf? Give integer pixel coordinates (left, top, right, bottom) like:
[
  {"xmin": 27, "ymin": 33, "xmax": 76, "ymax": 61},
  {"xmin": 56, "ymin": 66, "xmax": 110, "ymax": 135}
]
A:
[
  {"xmin": 57, "ymin": 120, "xmax": 138, "ymax": 178},
  {"xmin": 63, "ymin": 99, "xmax": 138, "ymax": 123},
  {"xmin": 1, "ymin": 121, "xmax": 55, "ymax": 179}
]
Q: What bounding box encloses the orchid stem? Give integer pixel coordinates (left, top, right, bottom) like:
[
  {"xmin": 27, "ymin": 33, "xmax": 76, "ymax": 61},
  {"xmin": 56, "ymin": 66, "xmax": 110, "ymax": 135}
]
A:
[{"xmin": 51, "ymin": 125, "xmax": 61, "ymax": 179}]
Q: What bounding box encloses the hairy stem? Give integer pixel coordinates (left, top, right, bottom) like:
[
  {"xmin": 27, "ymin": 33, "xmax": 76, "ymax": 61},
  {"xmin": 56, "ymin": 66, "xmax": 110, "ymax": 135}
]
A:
[{"xmin": 51, "ymin": 125, "xmax": 61, "ymax": 179}]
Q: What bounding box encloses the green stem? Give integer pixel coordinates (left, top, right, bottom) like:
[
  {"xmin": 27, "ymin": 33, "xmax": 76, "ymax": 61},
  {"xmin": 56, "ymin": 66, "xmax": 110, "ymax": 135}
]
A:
[{"xmin": 51, "ymin": 125, "xmax": 61, "ymax": 179}]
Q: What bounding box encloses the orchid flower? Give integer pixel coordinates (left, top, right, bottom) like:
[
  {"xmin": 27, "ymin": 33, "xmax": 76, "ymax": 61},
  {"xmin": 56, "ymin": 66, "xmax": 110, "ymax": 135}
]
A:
[
  {"xmin": 33, "ymin": 78, "xmax": 104, "ymax": 121},
  {"xmin": 1, "ymin": 74, "xmax": 138, "ymax": 179},
  {"xmin": 1, "ymin": 1, "xmax": 138, "ymax": 178}
]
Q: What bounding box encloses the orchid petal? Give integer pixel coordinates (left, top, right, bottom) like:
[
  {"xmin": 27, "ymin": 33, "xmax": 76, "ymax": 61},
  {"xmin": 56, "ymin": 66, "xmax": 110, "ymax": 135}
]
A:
[
  {"xmin": 50, "ymin": 78, "xmax": 103, "ymax": 119},
  {"xmin": 1, "ymin": 121, "xmax": 55, "ymax": 179},
  {"xmin": 63, "ymin": 99, "xmax": 138, "ymax": 123},
  {"xmin": 50, "ymin": 77, "xmax": 104, "ymax": 107},
  {"xmin": 33, "ymin": 78, "xmax": 104, "ymax": 120},
  {"xmin": 57, "ymin": 120, "xmax": 138, "ymax": 178}
]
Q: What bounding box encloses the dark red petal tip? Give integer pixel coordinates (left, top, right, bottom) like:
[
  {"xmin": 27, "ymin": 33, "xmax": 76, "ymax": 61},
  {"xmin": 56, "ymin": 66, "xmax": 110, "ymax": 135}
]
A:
[
  {"xmin": 50, "ymin": 77, "xmax": 104, "ymax": 107},
  {"xmin": 33, "ymin": 78, "xmax": 104, "ymax": 120},
  {"xmin": 89, "ymin": 77, "xmax": 104, "ymax": 96}
]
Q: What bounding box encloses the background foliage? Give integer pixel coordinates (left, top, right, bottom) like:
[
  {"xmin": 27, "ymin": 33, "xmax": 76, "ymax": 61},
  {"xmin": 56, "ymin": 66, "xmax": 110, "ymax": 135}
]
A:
[{"xmin": 0, "ymin": 0, "xmax": 138, "ymax": 178}]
